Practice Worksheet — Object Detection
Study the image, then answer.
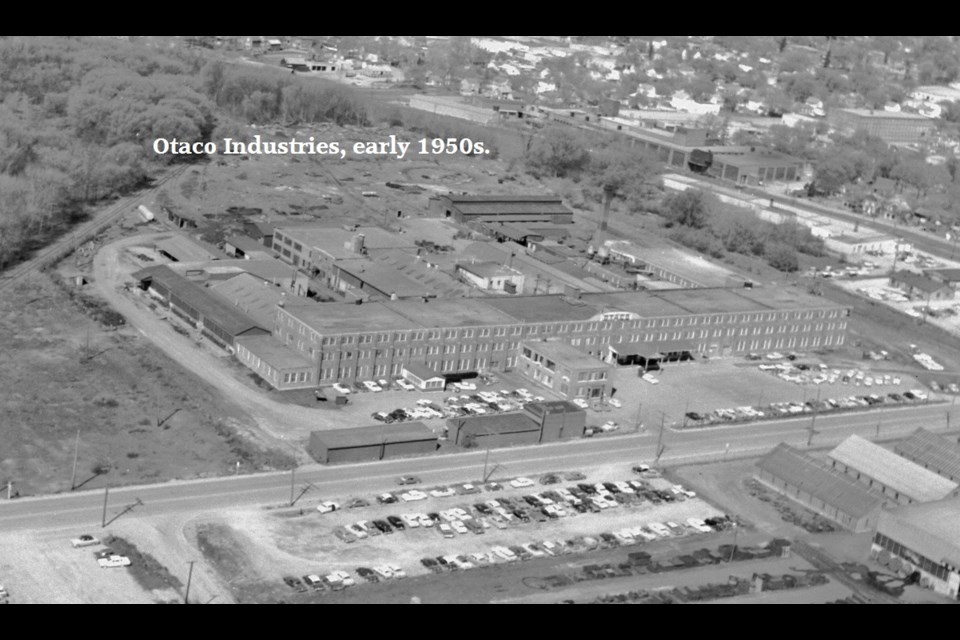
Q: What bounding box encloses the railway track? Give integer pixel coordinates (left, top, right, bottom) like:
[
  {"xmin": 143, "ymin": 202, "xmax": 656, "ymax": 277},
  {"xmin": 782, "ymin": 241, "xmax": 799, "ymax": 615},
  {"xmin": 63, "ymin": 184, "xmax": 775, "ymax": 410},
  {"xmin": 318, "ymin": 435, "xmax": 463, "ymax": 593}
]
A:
[{"xmin": 0, "ymin": 163, "xmax": 191, "ymax": 293}]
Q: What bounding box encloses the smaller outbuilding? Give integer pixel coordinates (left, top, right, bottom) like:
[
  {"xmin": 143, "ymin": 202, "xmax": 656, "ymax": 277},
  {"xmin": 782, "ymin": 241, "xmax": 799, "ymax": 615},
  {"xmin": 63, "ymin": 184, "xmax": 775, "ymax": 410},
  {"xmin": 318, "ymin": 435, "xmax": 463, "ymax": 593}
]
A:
[
  {"xmin": 401, "ymin": 363, "xmax": 446, "ymax": 391},
  {"xmin": 308, "ymin": 422, "xmax": 438, "ymax": 464}
]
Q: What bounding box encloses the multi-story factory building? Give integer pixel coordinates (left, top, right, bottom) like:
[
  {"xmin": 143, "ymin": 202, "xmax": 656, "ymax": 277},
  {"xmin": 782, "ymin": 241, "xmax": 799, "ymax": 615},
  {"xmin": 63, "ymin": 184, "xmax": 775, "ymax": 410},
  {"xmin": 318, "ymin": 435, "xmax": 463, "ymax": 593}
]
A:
[{"xmin": 272, "ymin": 286, "xmax": 850, "ymax": 385}]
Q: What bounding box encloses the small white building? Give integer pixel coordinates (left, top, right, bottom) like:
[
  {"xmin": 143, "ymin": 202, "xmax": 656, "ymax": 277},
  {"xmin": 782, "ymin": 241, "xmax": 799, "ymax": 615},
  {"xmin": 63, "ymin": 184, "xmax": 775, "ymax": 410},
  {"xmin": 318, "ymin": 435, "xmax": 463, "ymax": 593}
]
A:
[
  {"xmin": 824, "ymin": 233, "xmax": 900, "ymax": 257},
  {"xmin": 456, "ymin": 261, "xmax": 525, "ymax": 294}
]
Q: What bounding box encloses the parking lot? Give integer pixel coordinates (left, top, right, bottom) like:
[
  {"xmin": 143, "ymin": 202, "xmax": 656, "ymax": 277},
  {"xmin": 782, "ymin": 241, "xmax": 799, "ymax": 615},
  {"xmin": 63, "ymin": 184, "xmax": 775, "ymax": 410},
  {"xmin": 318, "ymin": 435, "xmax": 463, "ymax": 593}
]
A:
[{"xmin": 205, "ymin": 465, "xmax": 728, "ymax": 598}]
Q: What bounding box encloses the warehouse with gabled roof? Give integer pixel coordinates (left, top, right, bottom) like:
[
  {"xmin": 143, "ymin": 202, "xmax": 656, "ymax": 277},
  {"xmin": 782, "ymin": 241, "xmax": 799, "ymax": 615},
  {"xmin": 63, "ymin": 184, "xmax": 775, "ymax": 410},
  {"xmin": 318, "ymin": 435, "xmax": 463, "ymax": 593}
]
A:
[
  {"xmin": 895, "ymin": 428, "xmax": 960, "ymax": 483},
  {"xmin": 829, "ymin": 435, "xmax": 959, "ymax": 505}
]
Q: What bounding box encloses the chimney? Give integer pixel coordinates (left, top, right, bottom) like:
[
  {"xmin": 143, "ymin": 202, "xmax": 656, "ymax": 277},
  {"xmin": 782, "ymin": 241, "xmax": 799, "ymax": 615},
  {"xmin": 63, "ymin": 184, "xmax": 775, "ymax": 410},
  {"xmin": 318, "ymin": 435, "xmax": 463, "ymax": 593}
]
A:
[{"xmin": 594, "ymin": 184, "xmax": 615, "ymax": 253}]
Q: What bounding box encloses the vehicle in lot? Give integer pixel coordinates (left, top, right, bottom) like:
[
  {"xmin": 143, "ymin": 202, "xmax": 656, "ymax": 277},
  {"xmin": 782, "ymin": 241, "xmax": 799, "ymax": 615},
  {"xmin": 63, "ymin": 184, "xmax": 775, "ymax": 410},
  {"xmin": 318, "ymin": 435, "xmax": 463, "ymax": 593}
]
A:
[
  {"xmin": 400, "ymin": 490, "xmax": 427, "ymax": 502},
  {"xmin": 386, "ymin": 515, "xmax": 406, "ymax": 531},
  {"xmin": 70, "ymin": 534, "xmax": 100, "ymax": 548},
  {"xmin": 454, "ymin": 381, "xmax": 477, "ymax": 391},
  {"xmin": 332, "ymin": 383, "xmax": 352, "ymax": 395},
  {"xmin": 450, "ymin": 520, "xmax": 469, "ymax": 535},
  {"xmin": 334, "ymin": 527, "xmax": 358, "ymax": 543},
  {"xmin": 641, "ymin": 373, "xmax": 659, "ymax": 384},
  {"xmin": 362, "ymin": 380, "xmax": 383, "ymax": 392},
  {"xmin": 302, "ymin": 574, "xmax": 325, "ymax": 591},
  {"xmin": 438, "ymin": 523, "xmax": 455, "ymax": 538},
  {"xmin": 372, "ymin": 519, "xmax": 393, "ymax": 534},
  {"xmin": 283, "ymin": 576, "xmax": 308, "ymax": 592},
  {"xmin": 377, "ymin": 493, "xmax": 398, "ymax": 504},
  {"xmin": 429, "ymin": 487, "xmax": 457, "ymax": 498},
  {"xmin": 396, "ymin": 475, "xmax": 421, "ymax": 486},
  {"xmin": 608, "ymin": 398, "xmax": 622, "ymax": 408},
  {"xmin": 97, "ymin": 554, "xmax": 132, "ymax": 569},
  {"xmin": 510, "ymin": 477, "xmax": 535, "ymax": 488},
  {"xmin": 395, "ymin": 378, "xmax": 415, "ymax": 391},
  {"xmin": 686, "ymin": 517, "xmax": 713, "ymax": 533},
  {"xmin": 571, "ymin": 398, "xmax": 590, "ymax": 409},
  {"xmin": 316, "ymin": 500, "xmax": 340, "ymax": 514}
]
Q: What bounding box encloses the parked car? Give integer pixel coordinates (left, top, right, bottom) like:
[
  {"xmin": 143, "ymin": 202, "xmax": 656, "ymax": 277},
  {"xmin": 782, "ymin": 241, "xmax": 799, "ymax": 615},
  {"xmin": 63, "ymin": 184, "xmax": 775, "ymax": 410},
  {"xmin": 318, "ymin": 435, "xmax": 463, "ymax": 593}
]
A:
[
  {"xmin": 510, "ymin": 477, "xmax": 535, "ymax": 488},
  {"xmin": 70, "ymin": 534, "xmax": 101, "ymax": 548},
  {"xmin": 332, "ymin": 383, "xmax": 352, "ymax": 395},
  {"xmin": 316, "ymin": 501, "xmax": 340, "ymax": 514},
  {"xmin": 396, "ymin": 475, "xmax": 421, "ymax": 486},
  {"xmin": 395, "ymin": 378, "xmax": 415, "ymax": 391}
]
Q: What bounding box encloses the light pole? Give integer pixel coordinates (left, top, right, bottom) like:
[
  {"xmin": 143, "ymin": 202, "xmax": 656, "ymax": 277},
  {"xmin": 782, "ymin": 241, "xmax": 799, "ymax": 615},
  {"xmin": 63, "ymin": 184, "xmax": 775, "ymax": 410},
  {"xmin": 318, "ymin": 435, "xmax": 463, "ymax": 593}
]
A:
[
  {"xmin": 184, "ymin": 560, "xmax": 196, "ymax": 605},
  {"xmin": 101, "ymin": 486, "xmax": 110, "ymax": 528},
  {"xmin": 70, "ymin": 429, "xmax": 80, "ymax": 491}
]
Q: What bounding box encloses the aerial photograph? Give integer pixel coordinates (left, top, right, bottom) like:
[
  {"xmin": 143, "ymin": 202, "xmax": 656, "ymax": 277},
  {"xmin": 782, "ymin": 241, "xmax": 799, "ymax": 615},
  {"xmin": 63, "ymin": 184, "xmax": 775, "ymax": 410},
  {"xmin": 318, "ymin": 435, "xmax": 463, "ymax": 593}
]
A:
[{"xmin": 2, "ymin": 34, "xmax": 960, "ymax": 604}]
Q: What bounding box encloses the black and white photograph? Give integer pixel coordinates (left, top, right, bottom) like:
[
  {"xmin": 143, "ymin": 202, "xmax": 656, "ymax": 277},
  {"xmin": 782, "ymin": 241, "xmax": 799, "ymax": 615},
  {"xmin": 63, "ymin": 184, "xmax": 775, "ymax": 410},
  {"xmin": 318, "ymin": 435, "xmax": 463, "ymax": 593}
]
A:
[{"xmin": 1, "ymin": 35, "xmax": 959, "ymax": 604}]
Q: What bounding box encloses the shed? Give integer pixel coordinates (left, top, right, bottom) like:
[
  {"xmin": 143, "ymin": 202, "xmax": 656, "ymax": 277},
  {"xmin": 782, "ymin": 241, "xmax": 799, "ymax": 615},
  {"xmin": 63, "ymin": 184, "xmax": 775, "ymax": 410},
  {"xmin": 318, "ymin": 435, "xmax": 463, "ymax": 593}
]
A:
[{"xmin": 402, "ymin": 363, "xmax": 446, "ymax": 391}]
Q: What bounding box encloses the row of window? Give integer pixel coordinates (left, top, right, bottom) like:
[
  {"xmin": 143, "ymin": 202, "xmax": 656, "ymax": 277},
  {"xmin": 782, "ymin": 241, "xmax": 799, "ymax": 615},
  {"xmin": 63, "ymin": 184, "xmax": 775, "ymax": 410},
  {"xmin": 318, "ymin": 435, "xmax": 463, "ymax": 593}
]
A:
[{"xmin": 320, "ymin": 357, "xmax": 515, "ymax": 381}]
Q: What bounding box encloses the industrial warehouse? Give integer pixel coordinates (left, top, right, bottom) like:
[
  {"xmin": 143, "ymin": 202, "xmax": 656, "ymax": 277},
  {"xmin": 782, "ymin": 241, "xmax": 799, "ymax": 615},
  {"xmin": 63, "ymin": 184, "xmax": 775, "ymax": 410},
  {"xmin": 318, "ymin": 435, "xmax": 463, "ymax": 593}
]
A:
[{"xmin": 271, "ymin": 285, "xmax": 849, "ymax": 388}]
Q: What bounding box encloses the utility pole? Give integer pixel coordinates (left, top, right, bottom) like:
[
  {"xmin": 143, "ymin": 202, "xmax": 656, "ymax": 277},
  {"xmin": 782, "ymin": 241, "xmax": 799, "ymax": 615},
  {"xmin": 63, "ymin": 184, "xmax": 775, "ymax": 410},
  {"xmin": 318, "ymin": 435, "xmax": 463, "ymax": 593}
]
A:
[
  {"xmin": 656, "ymin": 412, "xmax": 666, "ymax": 457},
  {"xmin": 807, "ymin": 386, "xmax": 821, "ymax": 447},
  {"xmin": 483, "ymin": 448, "xmax": 490, "ymax": 482},
  {"xmin": 6, "ymin": 481, "xmax": 11, "ymax": 501},
  {"xmin": 101, "ymin": 486, "xmax": 109, "ymax": 528},
  {"xmin": 184, "ymin": 560, "xmax": 196, "ymax": 605},
  {"xmin": 634, "ymin": 399, "xmax": 643, "ymax": 433},
  {"xmin": 70, "ymin": 429, "xmax": 80, "ymax": 491},
  {"xmin": 289, "ymin": 467, "xmax": 296, "ymax": 507}
]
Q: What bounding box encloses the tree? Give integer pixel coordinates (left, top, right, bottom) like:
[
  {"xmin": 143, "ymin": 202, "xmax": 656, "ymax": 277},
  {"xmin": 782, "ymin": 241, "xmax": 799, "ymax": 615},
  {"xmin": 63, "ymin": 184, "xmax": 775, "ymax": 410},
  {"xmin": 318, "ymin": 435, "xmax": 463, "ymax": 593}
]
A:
[
  {"xmin": 765, "ymin": 242, "xmax": 799, "ymax": 272},
  {"xmin": 524, "ymin": 126, "xmax": 590, "ymax": 178},
  {"xmin": 662, "ymin": 189, "xmax": 712, "ymax": 229}
]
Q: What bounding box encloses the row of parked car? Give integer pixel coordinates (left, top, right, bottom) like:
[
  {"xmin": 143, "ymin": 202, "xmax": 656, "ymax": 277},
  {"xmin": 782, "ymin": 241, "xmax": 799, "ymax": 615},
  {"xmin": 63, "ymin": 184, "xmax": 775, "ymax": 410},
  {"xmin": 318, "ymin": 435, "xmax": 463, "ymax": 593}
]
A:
[
  {"xmin": 331, "ymin": 473, "xmax": 697, "ymax": 543},
  {"xmin": 758, "ymin": 363, "xmax": 904, "ymax": 388},
  {"xmin": 685, "ymin": 389, "xmax": 930, "ymax": 426},
  {"xmin": 371, "ymin": 388, "xmax": 550, "ymax": 424},
  {"xmin": 333, "ymin": 376, "xmax": 502, "ymax": 398},
  {"xmin": 421, "ymin": 515, "xmax": 737, "ymax": 573}
]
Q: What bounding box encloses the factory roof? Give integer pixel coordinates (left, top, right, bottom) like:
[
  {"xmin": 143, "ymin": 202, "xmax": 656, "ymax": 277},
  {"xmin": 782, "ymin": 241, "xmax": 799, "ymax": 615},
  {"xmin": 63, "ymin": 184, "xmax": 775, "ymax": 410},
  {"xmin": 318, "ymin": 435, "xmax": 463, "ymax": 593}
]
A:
[
  {"xmin": 877, "ymin": 497, "xmax": 960, "ymax": 569},
  {"xmin": 523, "ymin": 340, "xmax": 609, "ymax": 370},
  {"xmin": 757, "ymin": 443, "xmax": 885, "ymax": 518},
  {"xmin": 209, "ymin": 273, "xmax": 285, "ymax": 328},
  {"xmin": 335, "ymin": 259, "xmax": 443, "ymax": 298},
  {"xmin": 234, "ymin": 334, "xmax": 315, "ymax": 370},
  {"xmin": 895, "ymin": 428, "xmax": 960, "ymax": 483},
  {"xmin": 604, "ymin": 241, "xmax": 742, "ymax": 288},
  {"xmin": 892, "ymin": 270, "xmax": 953, "ymax": 294},
  {"xmin": 155, "ymin": 235, "xmax": 225, "ymax": 263},
  {"xmin": 829, "ymin": 435, "xmax": 959, "ymax": 503},
  {"xmin": 441, "ymin": 194, "xmax": 572, "ymax": 217},
  {"xmin": 836, "ymin": 108, "xmax": 934, "ymax": 120},
  {"xmin": 457, "ymin": 261, "xmax": 523, "ymax": 279},
  {"xmin": 168, "ymin": 258, "xmax": 299, "ymax": 284},
  {"xmin": 450, "ymin": 412, "xmax": 540, "ymax": 436},
  {"xmin": 275, "ymin": 225, "xmax": 416, "ymax": 259}
]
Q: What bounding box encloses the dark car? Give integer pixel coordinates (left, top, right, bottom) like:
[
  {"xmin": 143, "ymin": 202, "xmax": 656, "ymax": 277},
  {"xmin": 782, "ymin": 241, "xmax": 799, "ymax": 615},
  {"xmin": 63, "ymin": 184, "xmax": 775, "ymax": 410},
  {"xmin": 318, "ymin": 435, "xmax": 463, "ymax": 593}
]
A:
[
  {"xmin": 904, "ymin": 391, "xmax": 918, "ymax": 400},
  {"xmin": 396, "ymin": 476, "xmax": 421, "ymax": 486},
  {"xmin": 599, "ymin": 533, "xmax": 620, "ymax": 548},
  {"xmin": 355, "ymin": 567, "xmax": 378, "ymax": 583},
  {"xmin": 888, "ymin": 393, "xmax": 904, "ymax": 402},
  {"xmin": 602, "ymin": 482, "xmax": 621, "ymax": 494},
  {"xmin": 573, "ymin": 502, "xmax": 589, "ymax": 514},
  {"xmin": 512, "ymin": 509, "xmax": 530, "ymax": 523},
  {"xmin": 420, "ymin": 557, "xmax": 438, "ymax": 569},
  {"xmin": 563, "ymin": 471, "xmax": 587, "ymax": 481},
  {"xmin": 523, "ymin": 495, "xmax": 541, "ymax": 507},
  {"xmin": 387, "ymin": 515, "xmax": 406, "ymax": 531},
  {"xmin": 475, "ymin": 503, "xmax": 493, "ymax": 516},
  {"xmin": 372, "ymin": 519, "xmax": 393, "ymax": 534},
  {"xmin": 346, "ymin": 497, "xmax": 369, "ymax": 509},
  {"xmin": 283, "ymin": 576, "xmax": 307, "ymax": 593},
  {"xmin": 578, "ymin": 483, "xmax": 598, "ymax": 495},
  {"xmin": 427, "ymin": 512, "xmax": 442, "ymax": 523},
  {"xmin": 685, "ymin": 411, "xmax": 701, "ymax": 421}
]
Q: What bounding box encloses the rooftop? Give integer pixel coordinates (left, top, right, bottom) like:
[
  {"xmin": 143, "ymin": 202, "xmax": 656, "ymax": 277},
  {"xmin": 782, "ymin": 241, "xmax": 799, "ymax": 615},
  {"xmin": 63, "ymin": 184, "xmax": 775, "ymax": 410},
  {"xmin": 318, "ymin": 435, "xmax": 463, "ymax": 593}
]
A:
[
  {"xmin": 712, "ymin": 150, "xmax": 804, "ymax": 168},
  {"xmin": 524, "ymin": 339, "xmax": 609, "ymax": 369},
  {"xmin": 523, "ymin": 400, "xmax": 584, "ymax": 418},
  {"xmin": 450, "ymin": 412, "xmax": 540, "ymax": 436},
  {"xmin": 441, "ymin": 194, "xmax": 572, "ymax": 218},
  {"xmin": 757, "ymin": 443, "xmax": 885, "ymax": 518},
  {"xmin": 878, "ymin": 497, "xmax": 960, "ymax": 569},
  {"xmin": 895, "ymin": 429, "xmax": 960, "ymax": 483},
  {"xmin": 604, "ymin": 240, "xmax": 743, "ymax": 288},
  {"xmin": 168, "ymin": 258, "xmax": 299, "ymax": 285},
  {"xmin": 925, "ymin": 268, "xmax": 960, "ymax": 282},
  {"xmin": 892, "ymin": 270, "xmax": 951, "ymax": 294},
  {"xmin": 235, "ymin": 334, "xmax": 314, "ymax": 370},
  {"xmin": 457, "ymin": 261, "xmax": 523, "ymax": 279},
  {"xmin": 209, "ymin": 273, "xmax": 285, "ymax": 328},
  {"xmin": 829, "ymin": 435, "xmax": 959, "ymax": 503},
  {"xmin": 276, "ymin": 225, "xmax": 417, "ymax": 260},
  {"xmin": 225, "ymin": 234, "xmax": 274, "ymax": 255},
  {"xmin": 335, "ymin": 259, "xmax": 444, "ymax": 298},
  {"xmin": 155, "ymin": 235, "xmax": 225, "ymax": 263},
  {"xmin": 310, "ymin": 422, "xmax": 437, "ymax": 448}
]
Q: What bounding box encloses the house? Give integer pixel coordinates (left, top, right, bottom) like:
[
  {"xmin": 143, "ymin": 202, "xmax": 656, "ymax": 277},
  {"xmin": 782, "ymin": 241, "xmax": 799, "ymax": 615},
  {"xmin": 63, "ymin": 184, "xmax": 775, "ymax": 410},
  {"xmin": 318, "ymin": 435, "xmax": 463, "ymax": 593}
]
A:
[
  {"xmin": 890, "ymin": 271, "xmax": 956, "ymax": 301},
  {"xmin": 223, "ymin": 234, "xmax": 276, "ymax": 260}
]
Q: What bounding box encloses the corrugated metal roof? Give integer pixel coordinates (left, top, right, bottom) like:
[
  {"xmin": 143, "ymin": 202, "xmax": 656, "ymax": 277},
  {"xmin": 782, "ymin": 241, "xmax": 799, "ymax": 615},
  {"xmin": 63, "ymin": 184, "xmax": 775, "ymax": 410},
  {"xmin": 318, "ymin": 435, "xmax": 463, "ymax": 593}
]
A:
[
  {"xmin": 829, "ymin": 435, "xmax": 959, "ymax": 503},
  {"xmin": 895, "ymin": 429, "xmax": 960, "ymax": 483},
  {"xmin": 156, "ymin": 235, "xmax": 223, "ymax": 263},
  {"xmin": 756, "ymin": 443, "xmax": 885, "ymax": 518},
  {"xmin": 209, "ymin": 273, "xmax": 284, "ymax": 329},
  {"xmin": 877, "ymin": 497, "xmax": 960, "ymax": 569}
]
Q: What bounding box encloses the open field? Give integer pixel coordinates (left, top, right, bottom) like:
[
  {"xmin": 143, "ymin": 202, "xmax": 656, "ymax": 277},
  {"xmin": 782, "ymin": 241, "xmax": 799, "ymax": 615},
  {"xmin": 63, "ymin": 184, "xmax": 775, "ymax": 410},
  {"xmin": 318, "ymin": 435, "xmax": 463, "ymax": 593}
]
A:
[{"xmin": 0, "ymin": 272, "xmax": 290, "ymax": 498}]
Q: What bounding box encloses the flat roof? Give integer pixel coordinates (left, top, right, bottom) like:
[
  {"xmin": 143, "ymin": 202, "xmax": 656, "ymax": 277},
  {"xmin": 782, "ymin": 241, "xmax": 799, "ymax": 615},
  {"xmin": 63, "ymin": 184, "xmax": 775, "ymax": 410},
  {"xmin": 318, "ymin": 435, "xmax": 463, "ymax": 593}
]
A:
[
  {"xmin": 402, "ymin": 362, "xmax": 444, "ymax": 381},
  {"xmin": 311, "ymin": 422, "xmax": 437, "ymax": 448},
  {"xmin": 895, "ymin": 429, "xmax": 960, "ymax": 482},
  {"xmin": 275, "ymin": 225, "xmax": 416, "ymax": 259},
  {"xmin": 892, "ymin": 270, "xmax": 951, "ymax": 294},
  {"xmin": 524, "ymin": 400, "xmax": 584, "ymax": 418},
  {"xmin": 925, "ymin": 268, "xmax": 960, "ymax": 282},
  {"xmin": 757, "ymin": 443, "xmax": 885, "ymax": 518},
  {"xmin": 878, "ymin": 497, "xmax": 960, "ymax": 569},
  {"xmin": 451, "ymin": 412, "xmax": 539, "ymax": 436},
  {"xmin": 335, "ymin": 259, "xmax": 443, "ymax": 298},
  {"xmin": 284, "ymin": 285, "xmax": 846, "ymax": 335},
  {"xmin": 168, "ymin": 258, "xmax": 299, "ymax": 284},
  {"xmin": 225, "ymin": 234, "xmax": 273, "ymax": 254},
  {"xmin": 829, "ymin": 435, "xmax": 959, "ymax": 503},
  {"xmin": 712, "ymin": 150, "xmax": 804, "ymax": 168},
  {"xmin": 209, "ymin": 273, "xmax": 285, "ymax": 328},
  {"xmin": 235, "ymin": 334, "xmax": 314, "ymax": 370},
  {"xmin": 605, "ymin": 241, "xmax": 741, "ymax": 288},
  {"xmin": 457, "ymin": 261, "xmax": 522, "ymax": 279},
  {"xmin": 524, "ymin": 340, "xmax": 608, "ymax": 369},
  {"xmin": 442, "ymin": 195, "xmax": 572, "ymax": 217}
]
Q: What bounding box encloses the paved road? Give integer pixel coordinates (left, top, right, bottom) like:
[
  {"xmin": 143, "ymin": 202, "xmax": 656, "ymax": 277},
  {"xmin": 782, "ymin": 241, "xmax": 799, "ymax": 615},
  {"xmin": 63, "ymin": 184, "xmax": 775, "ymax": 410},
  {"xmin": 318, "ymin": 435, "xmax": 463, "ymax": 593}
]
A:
[{"xmin": 2, "ymin": 402, "xmax": 956, "ymax": 533}]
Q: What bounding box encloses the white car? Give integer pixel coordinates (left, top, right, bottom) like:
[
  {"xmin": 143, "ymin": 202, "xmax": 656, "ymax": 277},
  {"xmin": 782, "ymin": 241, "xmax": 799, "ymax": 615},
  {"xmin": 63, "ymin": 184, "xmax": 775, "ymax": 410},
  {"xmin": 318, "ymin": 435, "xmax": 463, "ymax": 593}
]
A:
[
  {"xmin": 686, "ymin": 517, "xmax": 713, "ymax": 533},
  {"xmin": 97, "ymin": 555, "xmax": 131, "ymax": 568},
  {"xmin": 401, "ymin": 514, "xmax": 421, "ymax": 529},
  {"xmin": 456, "ymin": 381, "xmax": 477, "ymax": 391},
  {"xmin": 510, "ymin": 477, "xmax": 535, "ymax": 488},
  {"xmin": 374, "ymin": 566, "xmax": 395, "ymax": 580},
  {"xmin": 362, "ymin": 380, "xmax": 382, "ymax": 392},
  {"xmin": 417, "ymin": 514, "xmax": 435, "ymax": 528},
  {"xmin": 400, "ymin": 490, "xmax": 428, "ymax": 502},
  {"xmin": 642, "ymin": 373, "xmax": 659, "ymax": 385},
  {"xmin": 492, "ymin": 546, "xmax": 518, "ymax": 562},
  {"xmin": 387, "ymin": 564, "xmax": 406, "ymax": 579},
  {"xmin": 522, "ymin": 543, "xmax": 546, "ymax": 558},
  {"xmin": 430, "ymin": 487, "xmax": 457, "ymax": 498},
  {"xmin": 316, "ymin": 501, "xmax": 340, "ymax": 514},
  {"xmin": 600, "ymin": 421, "xmax": 620, "ymax": 432},
  {"xmin": 450, "ymin": 520, "xmax": 469, "ymax": 535},
  {"xmin": 613, "ymin": 530, "xmax": 636, "ymax": 545},
  {"xmin": 70, "ymin": 535, "xmax": 101, "ymax": 548},
  {"xmin": 346, "ymin": 523, "xmax": 368, "ymax": 539},
  {"xmin": 332, "ymin": 383, "xmax": 352, "ymax": 395},
  {"xmin": 572, "ymin": 398, "xmax": 590, "ymax": 409},
  {"xmin": 608, "ymin": 398, "xmax": 622, "ymax": 408},
  {"xmin": 395, "ymin": 379, "xmax": 415, "ymax": 391},
  {"xmin": 331, "ymin": 570, "xmax": 355, "ymax": 587}
]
